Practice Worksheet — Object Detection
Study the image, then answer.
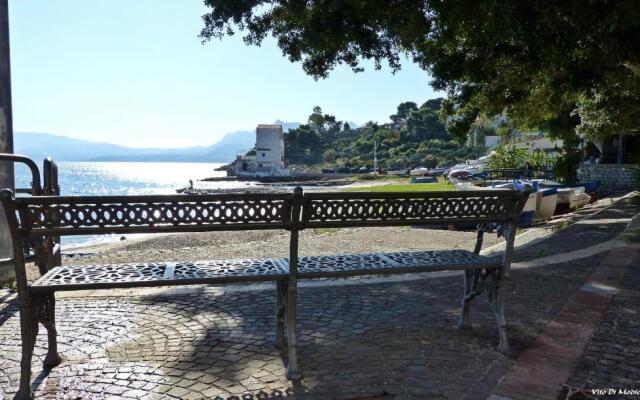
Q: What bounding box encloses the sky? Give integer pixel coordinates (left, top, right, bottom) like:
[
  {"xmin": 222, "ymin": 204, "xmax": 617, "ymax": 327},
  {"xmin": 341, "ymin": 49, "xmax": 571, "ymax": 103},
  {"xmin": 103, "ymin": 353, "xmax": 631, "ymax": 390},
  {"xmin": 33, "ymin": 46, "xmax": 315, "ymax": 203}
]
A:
[{"xmin": 9, "ymin": 1, "xmax": 442, "ymax": 148}]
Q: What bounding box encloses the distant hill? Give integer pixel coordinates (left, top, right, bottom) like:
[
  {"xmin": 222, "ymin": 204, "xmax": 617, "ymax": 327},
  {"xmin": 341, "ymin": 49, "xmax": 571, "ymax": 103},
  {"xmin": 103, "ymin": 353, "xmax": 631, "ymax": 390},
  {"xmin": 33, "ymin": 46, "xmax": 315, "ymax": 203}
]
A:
[
  {"xmin": 274, "ymin": 120, "xmax": 301, "ymax": 132},
  {"xmin": 15, "ymin": 132, "xmax": 134, "ymax": 162},
  {"xmin": 14, "ymin": 120, "xmax": 300, "ymax": 163}
]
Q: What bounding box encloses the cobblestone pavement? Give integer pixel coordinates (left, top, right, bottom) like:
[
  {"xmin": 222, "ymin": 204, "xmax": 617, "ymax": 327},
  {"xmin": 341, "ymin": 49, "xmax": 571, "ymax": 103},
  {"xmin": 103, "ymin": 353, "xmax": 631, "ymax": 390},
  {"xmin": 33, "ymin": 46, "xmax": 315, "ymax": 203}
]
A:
[
  {"xmin": 490, "ymin": 243, "xmax": 639, "ymax": 400},
  {"xmin": 564, "ymin": 248, "xmax": 640, "ymax": 399},
  {"xmin": 0, "ymin": 252, "xmax": 606, "ymax": 400}
]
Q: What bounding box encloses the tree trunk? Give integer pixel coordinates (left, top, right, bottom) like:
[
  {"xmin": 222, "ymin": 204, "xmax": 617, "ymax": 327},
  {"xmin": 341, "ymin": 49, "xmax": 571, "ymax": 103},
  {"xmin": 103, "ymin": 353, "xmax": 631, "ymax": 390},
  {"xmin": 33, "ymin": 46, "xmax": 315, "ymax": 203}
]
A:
[
  {"xmin": 623, "ymin": 61, "xmax": 640, "ymax": 77},
  {"xmin": 617, "ymin": 132, "xmax": 624, "ymax": 164}
]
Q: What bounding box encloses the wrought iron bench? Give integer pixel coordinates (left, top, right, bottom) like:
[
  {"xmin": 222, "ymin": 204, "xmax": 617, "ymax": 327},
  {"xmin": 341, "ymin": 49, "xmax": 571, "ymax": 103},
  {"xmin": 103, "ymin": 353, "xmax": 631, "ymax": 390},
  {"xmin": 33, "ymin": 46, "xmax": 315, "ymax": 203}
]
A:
[{"xmin": 0, "ymin": 185, "xmax": 528, "ymax": 399}]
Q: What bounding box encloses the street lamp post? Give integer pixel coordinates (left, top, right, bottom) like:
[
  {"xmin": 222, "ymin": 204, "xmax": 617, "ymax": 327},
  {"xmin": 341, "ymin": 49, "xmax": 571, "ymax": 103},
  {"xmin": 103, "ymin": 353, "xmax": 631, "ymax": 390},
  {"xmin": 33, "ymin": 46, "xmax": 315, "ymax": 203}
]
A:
[{"xmin": 0, "ymin": 0, "xmax": 15, "ymax": 281}]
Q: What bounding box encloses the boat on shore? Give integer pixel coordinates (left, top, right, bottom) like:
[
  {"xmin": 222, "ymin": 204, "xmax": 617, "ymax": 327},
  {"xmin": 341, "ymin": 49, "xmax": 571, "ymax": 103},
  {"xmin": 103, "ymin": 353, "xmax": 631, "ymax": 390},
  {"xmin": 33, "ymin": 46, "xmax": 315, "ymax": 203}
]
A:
[
  {"xmin": 535, "ymin": 188, "xmax": 558, "ymax": 220},
  {"xmin": 410, "ymin": 176, "xmax": 438, "ymax": 183},
  {"xmin": 451, "ymin": 179, "xmax": 538, "ymax": 226},
  {"xmin": 556, "ymin": 187, "xmax": 591, "ymax": 209}
]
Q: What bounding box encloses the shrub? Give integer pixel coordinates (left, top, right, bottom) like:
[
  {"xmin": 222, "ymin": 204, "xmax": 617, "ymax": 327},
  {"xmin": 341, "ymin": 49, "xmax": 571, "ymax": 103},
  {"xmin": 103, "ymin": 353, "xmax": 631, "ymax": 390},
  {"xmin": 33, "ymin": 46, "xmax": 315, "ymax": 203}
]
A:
[
  {"xmin": 323, "ymin": 148, "xmax": 336, "ymax": 162},
  {"xmin": 488, "ymin": 143, "xmax": 528, "ymax": 169},
  {"xmin": 528, "ymin": 149, "xmax": 548, "ymax": 169},
  {"xmin": 553, "ymin": 149, "xmax": 581, "ymax": 183}
]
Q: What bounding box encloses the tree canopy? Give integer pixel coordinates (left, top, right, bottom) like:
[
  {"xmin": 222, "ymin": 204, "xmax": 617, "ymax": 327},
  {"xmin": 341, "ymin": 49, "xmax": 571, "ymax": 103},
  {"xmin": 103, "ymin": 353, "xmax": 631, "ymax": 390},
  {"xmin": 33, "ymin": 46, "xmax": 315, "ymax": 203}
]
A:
[
  {"xmin": 283, "ymin": 99, "xmax": 483, "ymax": 169},
  {"xmin": 201, "ymin": 0, "xmax": 640, "ymax": 145}
]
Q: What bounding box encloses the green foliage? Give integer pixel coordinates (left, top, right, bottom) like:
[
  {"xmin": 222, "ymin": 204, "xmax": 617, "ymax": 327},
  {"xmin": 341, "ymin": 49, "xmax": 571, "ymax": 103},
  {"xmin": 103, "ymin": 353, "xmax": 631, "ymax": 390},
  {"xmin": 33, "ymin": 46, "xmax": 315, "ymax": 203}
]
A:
[
  {"xmin": 488, "ymin": 143, "xmax": 528, "ymax": 169},
  {"xmin": 284, "ymin": 99, "xmax": 483, "ymax": 169},
  {"xmin": 407, "ymin": 105, "xmax": 449, "ymax": 141},
  {"xmin": 1, "ymin": 278, "xmax": 16, "ymax": 290},
  {"xmin": 285, "ymin": 107, "xmax": 341, "ymax": 164},
  {"xmin": 553, "ymin": 149, "xmax": 582, "ymax": 183},
  {"xmin": 348, "ymin": 175, "xmax": 401, "ymax": 182},
  {"xmin": 390, "ymin": 102, "xmax": 418, "ymax": 124},
  {"xmin": 200, "ymin": 1, "xmax": 640, "ymax": 155},
  {"xmin": 527, "ymin": 149, "xmax": 549, "ymax": 169},
  {"xmin": 574, "ymin": 86, "xmax": 640, "ymax": 144},
  {"xmin": 343, "ymin": 180, "xmax": 454, "ymax": 193},
  {"xmin": 495, "ymin": 121, "xmax": 516, "ymax": 140},
  {"xmin": 323, "ymin": 148, "xmax": 336, "ymax": 163}
]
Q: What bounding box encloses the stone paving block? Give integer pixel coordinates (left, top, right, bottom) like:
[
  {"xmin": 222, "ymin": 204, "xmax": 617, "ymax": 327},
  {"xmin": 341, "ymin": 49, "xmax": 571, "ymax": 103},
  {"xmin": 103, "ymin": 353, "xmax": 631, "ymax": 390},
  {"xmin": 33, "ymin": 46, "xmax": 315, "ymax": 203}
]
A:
[
  {"xmin": 492, "ymin": 236, "xmax": 640, "ymax": 400},
  {"xmin": 0, "ymin": 252, "xmax": 610, "ymax": 399}
]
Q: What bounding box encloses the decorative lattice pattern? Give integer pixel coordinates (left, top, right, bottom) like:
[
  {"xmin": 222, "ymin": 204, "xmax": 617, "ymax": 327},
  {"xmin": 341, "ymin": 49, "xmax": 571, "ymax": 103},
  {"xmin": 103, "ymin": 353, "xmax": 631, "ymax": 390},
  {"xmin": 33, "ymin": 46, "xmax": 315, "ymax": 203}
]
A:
[
  {"xmin": 29, "ymin": 250, "xmax": 500, "ymax": 291},
  {"xmin": 383, "ymin": 250, "xmax": 493, "ymax": 268},
  {"xmin": 12, "ymin": 191, "xmax": 519, "ymax": 236},
  {"xmin": 31, "ymin": 259, "xmax": 289, "ymax": 292},
  {"xmin": 171, "ymin": 259, "xmax": 288, "ymax": 280},
  {"xmin": 16, "ymin": 195, "xmax": 292, "ymax": 233},
  {"xmin": 296, "ymin": 250, "xmax": 498, "ymax": 277},
  {"xmin": 36, "ymin": 263, "xmax": 169, "ymax": 286},
  {"xmin": 303, "ymin": 194, "xmax": 515, "ymax": 225}
]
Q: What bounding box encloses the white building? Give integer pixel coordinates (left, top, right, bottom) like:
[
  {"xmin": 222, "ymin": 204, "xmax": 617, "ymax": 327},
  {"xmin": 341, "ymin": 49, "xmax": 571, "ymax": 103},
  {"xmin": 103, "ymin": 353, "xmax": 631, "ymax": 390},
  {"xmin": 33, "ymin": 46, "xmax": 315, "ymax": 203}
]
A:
[
  {"xmin": 228, "ymin": 124, "xmax": 289, "ymax": 177},
  {"xmin": 484, "ymin": 133, "xmax": 563, "ymax": 155},
  {"xmin": 485, "ymin": 135, "xmax": 501, "ymax": 148}
]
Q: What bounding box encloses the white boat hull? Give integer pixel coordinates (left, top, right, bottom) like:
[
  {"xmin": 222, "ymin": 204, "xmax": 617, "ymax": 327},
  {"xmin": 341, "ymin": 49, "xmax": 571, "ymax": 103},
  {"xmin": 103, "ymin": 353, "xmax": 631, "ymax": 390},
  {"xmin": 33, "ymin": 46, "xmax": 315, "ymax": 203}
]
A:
[
  {"xmin": 536, "ymin": 193, "xmax": 558, "ymax": 220},
  {"xmin": 522, "ymin": 192, "xmax": 537, "ymax": 212},
  {"xmin": 570, "ymin": 193, "xmax": 591, "ymax": 209},
  {"xmin": 556, "ymin": 187, "xmax": 590, "ymax": 209}
]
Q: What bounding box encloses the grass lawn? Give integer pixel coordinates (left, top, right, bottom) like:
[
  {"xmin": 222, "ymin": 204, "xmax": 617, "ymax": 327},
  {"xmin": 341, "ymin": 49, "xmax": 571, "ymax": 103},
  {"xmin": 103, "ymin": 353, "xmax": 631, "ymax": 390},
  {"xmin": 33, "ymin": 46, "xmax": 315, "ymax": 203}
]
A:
[{"xmin": 343, "ymin": 177, "xmax": 455, "ymax": 192}]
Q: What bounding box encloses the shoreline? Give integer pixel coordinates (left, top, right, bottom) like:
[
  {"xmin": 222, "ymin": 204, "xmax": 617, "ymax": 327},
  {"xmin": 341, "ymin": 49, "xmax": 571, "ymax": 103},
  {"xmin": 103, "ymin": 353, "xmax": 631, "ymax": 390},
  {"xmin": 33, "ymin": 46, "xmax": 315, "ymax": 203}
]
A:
[
  {"xmin": 173, "ymin": 177, "xmax": 405, "ymax": 195},
  {"xmin": 60, "ymin": 179, "xmax": 402, "ymax": 251}
]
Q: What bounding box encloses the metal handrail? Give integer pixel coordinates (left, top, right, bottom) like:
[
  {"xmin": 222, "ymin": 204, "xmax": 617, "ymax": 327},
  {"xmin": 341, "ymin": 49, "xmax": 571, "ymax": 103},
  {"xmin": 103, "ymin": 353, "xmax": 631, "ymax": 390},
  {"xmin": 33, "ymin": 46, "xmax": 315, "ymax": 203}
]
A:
[
  {"xmin": 42, "ymin": 157, "xmax": 62, "ymax": 266},
  {"xmin": 43, "ymin": 157, "xmax": 59, "ymax": 195},
  {"xmin": 0, "ymin": 153, "xmax": 42, "ymax": 195},
  {"xmin": 482, "ymin": 168, "xmax": 553, "ymax": 182}
]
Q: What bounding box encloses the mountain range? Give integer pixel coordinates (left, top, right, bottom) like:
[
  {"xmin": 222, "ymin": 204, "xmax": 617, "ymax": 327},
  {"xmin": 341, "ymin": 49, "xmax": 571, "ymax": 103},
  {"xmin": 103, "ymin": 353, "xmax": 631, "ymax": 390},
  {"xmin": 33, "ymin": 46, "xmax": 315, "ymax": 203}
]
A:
[{"xmin": 14, "ymin": 120, "xmax": 306, "ymax": 163}]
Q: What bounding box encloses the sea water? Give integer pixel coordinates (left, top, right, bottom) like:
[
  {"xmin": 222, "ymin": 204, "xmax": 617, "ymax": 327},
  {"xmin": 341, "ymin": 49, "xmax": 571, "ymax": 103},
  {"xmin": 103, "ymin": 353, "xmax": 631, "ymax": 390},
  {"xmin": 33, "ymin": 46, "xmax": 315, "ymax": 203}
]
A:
[
  {"xmin": 15, "ymin": 161, "xmax": 244, "ymax": 196},
  {"xmin": 13, "ymin": 161, "xmax": 254, "ymax": 249}
]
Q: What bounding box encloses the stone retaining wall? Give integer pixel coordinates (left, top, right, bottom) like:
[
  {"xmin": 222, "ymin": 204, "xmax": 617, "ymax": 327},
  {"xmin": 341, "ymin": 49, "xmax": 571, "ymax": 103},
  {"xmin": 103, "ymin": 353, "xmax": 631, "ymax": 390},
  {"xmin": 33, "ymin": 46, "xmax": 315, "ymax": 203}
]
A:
[
  {"xmin": 0, "ymin": 265, "xmax": 14, "ymax": 282},
  {"xmin": 577, "ymin": 163, "xmax": 639, "ymax": 193}
]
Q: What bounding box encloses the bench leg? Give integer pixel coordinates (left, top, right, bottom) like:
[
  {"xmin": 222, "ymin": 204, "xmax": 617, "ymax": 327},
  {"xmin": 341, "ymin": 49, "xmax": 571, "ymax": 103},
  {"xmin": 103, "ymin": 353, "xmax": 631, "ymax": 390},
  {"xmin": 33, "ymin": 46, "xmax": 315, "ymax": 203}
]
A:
[
  {"xmin": 40, "ymin": 294, "xmax": 62, "ymax": 369},
  {"xmin": 15, "ymin": 298, "xmax": 40, "ymax": 400},
  {"xmin": 458, "ymin": 269, "xmax": 482, "ymax": 331},
  {"xmin": 457, "ymin": 270, "xmax": 474, "ymax": 331},
  {"xmin": 275, "ymin": 279, "xmax": 288, "ymax": 349},
  {"xmin": 493, "ymin": 271, "xmax": 510, "ymax": 354},
  {"xmin": 285, "ymin": 280, "xmax": 302, "ymax": 381}
]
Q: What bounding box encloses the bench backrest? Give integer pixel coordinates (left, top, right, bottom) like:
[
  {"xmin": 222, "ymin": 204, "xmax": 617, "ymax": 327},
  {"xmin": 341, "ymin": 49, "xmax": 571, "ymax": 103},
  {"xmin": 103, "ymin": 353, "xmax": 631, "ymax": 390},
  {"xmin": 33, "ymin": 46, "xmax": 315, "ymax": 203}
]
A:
[
  {"xmin": 301, "ymin": 190, "xmax": 522, "ymax": 228},
  {"xmin": 1, "ymin": 191, "xmax": 294, "ymax": 237},
  {"xmin": 1, "ymin": 187, "xmax": 526, "ymax": 239}
]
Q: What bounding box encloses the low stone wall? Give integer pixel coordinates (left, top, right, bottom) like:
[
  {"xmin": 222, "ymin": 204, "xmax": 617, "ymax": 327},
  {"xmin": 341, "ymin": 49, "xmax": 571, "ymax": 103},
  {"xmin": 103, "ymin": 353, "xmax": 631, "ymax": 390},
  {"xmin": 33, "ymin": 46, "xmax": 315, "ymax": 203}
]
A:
[
  {"xmin": 577, "ymin": 163, "xmax": 639, "ymax": 193},
  {"xmin": 0, "ymin": 263, "xmax": 14, "ymax": 282}
]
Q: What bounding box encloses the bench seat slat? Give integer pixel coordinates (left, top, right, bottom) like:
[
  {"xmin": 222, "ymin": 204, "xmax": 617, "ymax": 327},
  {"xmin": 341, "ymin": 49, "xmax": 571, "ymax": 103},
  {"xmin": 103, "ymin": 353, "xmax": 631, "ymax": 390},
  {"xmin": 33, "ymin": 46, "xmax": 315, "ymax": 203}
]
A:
[
  {"xmin": 29, "ymin": 250, "xmax": 498, "ymax": 293},
  {"xmin": 296, "ymin": 250, "xmax": 499, "ymax": 278},
  {"xmin": 30, "ymin": 258, "xmax": 289, "ymax": 293}
]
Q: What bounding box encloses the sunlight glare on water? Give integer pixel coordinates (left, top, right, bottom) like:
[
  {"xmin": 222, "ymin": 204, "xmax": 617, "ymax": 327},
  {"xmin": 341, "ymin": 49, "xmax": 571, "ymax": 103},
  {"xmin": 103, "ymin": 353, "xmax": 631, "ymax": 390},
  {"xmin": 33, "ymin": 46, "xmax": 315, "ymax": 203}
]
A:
[
  {"xmin": 15, "ymin": 161, "xmax": 257, "ymax": 196},
  {"xmin": 13, "ymin": 161, "xmax": 259, "ymax": 248}
]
